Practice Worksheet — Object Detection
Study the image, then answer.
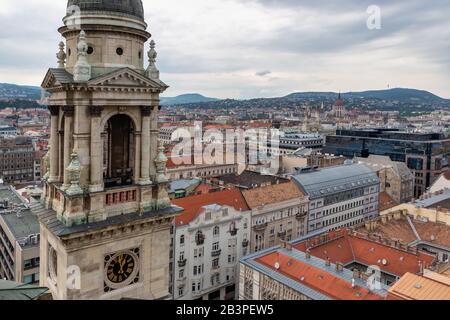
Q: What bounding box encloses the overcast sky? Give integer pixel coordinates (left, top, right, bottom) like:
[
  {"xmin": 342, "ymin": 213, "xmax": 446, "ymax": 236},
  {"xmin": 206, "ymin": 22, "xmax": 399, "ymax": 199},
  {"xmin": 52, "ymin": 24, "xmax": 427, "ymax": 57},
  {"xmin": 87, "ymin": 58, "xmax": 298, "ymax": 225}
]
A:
[{"xmin": 0, "ymin": 0, "xmax": 449, "ymax": 99}]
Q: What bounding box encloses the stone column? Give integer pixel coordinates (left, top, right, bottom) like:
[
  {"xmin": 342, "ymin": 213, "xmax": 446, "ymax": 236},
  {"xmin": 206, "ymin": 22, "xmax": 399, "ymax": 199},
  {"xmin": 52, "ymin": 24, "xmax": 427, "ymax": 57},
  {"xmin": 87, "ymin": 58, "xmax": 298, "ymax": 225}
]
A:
[
  {"xmin": 139, "ymin": 106, "xmax": 152, "ymax": 185},
  {"xmin": 48, "ymin": 106, "xmax": 60, "ymax": 182},
  {"xmin": 89, "ymin": 106, "xmax": 104, "ymax": 192},
  {"xmin": 134, "ymin": 132, "xmax": 141, "ymax": 184},
  {"xmin": 149, "ymin": 100, "xmax": 160, "ymax": 178},
  {"xmin": 62, "ymin": 106, "xmax": 74, "ymax": 189}
]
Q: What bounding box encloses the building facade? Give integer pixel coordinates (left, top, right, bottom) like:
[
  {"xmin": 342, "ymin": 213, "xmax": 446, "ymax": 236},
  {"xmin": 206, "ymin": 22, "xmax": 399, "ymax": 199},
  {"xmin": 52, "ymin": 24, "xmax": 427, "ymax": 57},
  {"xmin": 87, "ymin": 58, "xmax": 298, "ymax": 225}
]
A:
[
  {"xmin": 36, "ymin": 0, "xmax": 181, "ymax": 300},
  {"xmin": 324, "ymin": 129, "xmax": 450, "ymax": 197},
  {"xmin": 172, "ymin": 189, "xmax": 251, "ymax": 300},
  {"xmin": 242, "ymin": 181, "xmax": 309, "ymax": 253},
  {"xmin": 0, "ymin": 184, "xmax": 40, "ymax": 285},
  {"xmin": 356, "ymin": 155, "xmax": 414, "ymax": 204},
  {"xmin": 292, "ymin": 164, "xmax": 380, "ymax": 234},
  {"xmin": 0, "ymin": 136, "xmax": 35, "ymax": 184}
]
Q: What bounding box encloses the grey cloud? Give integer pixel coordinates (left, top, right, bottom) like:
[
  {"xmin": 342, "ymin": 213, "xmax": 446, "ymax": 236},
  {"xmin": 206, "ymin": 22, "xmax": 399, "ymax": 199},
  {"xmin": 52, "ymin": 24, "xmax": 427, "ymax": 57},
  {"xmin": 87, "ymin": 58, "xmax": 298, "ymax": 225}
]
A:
[{"xmin": 255, "ymin": 70, "xmax": 271, "ymax": 76}]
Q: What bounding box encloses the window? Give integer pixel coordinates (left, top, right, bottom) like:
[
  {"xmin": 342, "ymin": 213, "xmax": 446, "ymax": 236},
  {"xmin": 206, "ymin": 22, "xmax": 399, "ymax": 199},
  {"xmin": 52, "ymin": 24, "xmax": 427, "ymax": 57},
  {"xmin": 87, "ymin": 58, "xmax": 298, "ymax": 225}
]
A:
[
  {"xmin": 213, "ymin": 226, "xmax": 220, "ymax": 237},
  {"xmin": 212, "ymin": 242, "xmax": 219, "ymax": 251},
  {"xmin": 179, "ymin": 288, "xmax": 184, "ymax": 296},
  {"xmin": 180, "ymin": 235, "xmax": 185, "ymax": 245},
  {"xmin": 116, "ymin": 47, "xmax": 124, "ymax": 56},
  {"xmin": 179, "ymin": 269, "xmax": 184, "ymax": 278},
  {"xmin": 87, "ymin": 46, "xmax": 94, "ymax": 54}
]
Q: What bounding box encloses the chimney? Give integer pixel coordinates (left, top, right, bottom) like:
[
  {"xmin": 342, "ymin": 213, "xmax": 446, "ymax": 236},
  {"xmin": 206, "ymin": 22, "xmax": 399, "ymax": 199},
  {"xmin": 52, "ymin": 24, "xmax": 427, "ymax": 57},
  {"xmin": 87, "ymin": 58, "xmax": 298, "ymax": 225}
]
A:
[{"xmin": 305, "ymin": 249, "xmax": 311, "ymax": 259}]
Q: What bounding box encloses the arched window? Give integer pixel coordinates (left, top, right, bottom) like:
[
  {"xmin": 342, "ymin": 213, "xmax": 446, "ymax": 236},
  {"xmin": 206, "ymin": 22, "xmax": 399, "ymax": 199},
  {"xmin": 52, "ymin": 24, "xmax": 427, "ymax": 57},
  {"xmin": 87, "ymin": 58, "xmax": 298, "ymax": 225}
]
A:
[{"xmin": 103, "ymin": 114, "xmax": 135, "ymax": 188}]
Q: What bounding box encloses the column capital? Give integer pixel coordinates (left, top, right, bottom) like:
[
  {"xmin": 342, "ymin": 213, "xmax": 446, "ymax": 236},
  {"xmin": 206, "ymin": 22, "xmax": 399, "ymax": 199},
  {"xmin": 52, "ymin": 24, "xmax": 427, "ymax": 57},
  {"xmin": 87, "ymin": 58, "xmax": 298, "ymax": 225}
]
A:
[
  {"xmin": 48, "ymin": 106, "xmax": 60, "ymax": 116},
  {"xmin": 62, "ymin": 105, "xmax": 75, "ymax": 117},
  {"xmin": 141, "ymin": 106, "xmax": 152, "ymax": 117},
  {"xmin": 89, "ymin": 106, "xmax": 104, "ymax": 117}
]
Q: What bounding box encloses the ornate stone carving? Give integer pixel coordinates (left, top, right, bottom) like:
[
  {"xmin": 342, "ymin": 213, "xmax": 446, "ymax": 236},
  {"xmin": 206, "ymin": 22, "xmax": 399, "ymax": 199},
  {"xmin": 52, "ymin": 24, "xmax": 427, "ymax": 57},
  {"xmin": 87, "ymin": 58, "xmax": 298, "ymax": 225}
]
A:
[
  {"xmin": 65, "ymin": 150, "xmax": 83, "ymax": 196},
  {"xmin": 48, "ymin": 106, "xmax": 60, "ymax": 116},
  {"xmin": 73, "ymin": 30, "xmax": 91, "ymax": 82},
  {"xmin": 63, "ymin": 105, "xmax": 75, "ymax": 117},
  {"xmin": 154, "ymin": 144, "xmax": 168, "ymax": 184},
  {"xmin": 89, "ymin": 106, "xmax": 104, "ymax": 117},
  {"xmin": 141, "ymin": 106, "xmax": 152, "ymax": 117},
  {"xmin": 146, "ymin": 40, "xmax": 160, "ymax": 80},
  {"xmin": 56, "ymin": 41, "xmax": 67, "ymax": 68}
]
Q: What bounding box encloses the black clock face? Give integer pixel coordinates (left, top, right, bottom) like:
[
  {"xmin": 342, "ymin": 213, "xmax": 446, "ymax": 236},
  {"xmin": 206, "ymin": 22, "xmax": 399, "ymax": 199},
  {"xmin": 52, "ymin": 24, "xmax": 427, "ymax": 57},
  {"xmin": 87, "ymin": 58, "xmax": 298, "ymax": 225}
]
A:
[{"xmin": 106, "ymin": 253, "xmax": 136, "ymax": 284}]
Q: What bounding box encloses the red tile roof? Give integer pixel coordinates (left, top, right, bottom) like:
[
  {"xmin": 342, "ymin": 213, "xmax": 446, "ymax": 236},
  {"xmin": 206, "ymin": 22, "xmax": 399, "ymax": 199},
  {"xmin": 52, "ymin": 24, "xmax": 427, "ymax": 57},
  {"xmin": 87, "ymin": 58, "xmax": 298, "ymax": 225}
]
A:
[
  {"xmin": 173, "ymin": 188, "xmax": 249, "ymax": 227},
  {"xmin": 294, "ymin": 229, "xmax": 435, "ymax": 277},
  {"xmin": 256, "ymin": 252, "xmax": 383, "ymax": 300}
]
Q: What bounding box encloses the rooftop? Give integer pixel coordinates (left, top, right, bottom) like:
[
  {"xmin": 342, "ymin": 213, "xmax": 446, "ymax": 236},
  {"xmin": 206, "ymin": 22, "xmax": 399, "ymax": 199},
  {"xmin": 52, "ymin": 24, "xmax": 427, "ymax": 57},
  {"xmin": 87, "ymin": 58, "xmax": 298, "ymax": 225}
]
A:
[
  {"xmin": 0, "ymin": 280, "xmax": 49, "ymax": 300},
  {"xmin": 292, "ymin": 164, "xmax": 379, "ymax": 199},
  {"xmin": 241, "ymin": 246, "xmax": 387, "ymax": 300},
  {"xmin": 293, "ymin": 229, "xmax": 436, "ymax": 278},
  {"xmin": 216, "ymin": 170, "xmax": 289, "ymax": 189},
  {"xmin": 387, "ymin": 272, "xmax": 450, "ymax": 300},
  {"xmin": 173, "ymin": 188, "xmax": 249, "ymax": 227},
  {"xmin": 242, "ymin": 181, "xmax": 305, "ymax": 209}
]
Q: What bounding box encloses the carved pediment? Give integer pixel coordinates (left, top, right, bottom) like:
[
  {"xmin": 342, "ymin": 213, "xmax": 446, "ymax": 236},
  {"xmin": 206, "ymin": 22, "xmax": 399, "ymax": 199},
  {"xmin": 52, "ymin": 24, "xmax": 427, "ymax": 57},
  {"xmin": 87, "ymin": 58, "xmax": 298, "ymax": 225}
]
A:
[
  {"xmin": 88, "ymin": 67, "xmax": 169, "ymax": 91},
  {"xmin": 41, "ymin": 68, "xmax": 74, "ymax": 89}
]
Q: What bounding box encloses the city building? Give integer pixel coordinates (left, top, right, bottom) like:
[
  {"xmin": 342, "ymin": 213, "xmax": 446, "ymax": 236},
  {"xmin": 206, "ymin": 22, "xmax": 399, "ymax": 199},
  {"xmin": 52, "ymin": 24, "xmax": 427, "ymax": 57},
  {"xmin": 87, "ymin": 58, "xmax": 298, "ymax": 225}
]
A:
[
  {"xmin": 356, "ymin": 155, "xmax": 415, "ymax": 204},
  {"xmin": 263, "ymin": 133, "xmax": 324, "ymax": 156},
  {"xmin": 293, "ymin": 228, "xmax": 436, "ymax": 286},
  {"xmin": 330, "ymin": 93, "xmax": 346, "ymax": 118},
  {"xmin": 172, "ymin": 189, "xmax": 251, "ymax": 300},
  {"xmin": 239, "ymin": 241, "xmax": 388, "ymax": 300},
  {"xmin": 367, "ymin": 208, "xmax": 450, "ymax": 263},
  {"xmin": 0, "ymin": 184, "xmax": 40, "ymax": 285},
  {"xmin": 292, "ymin": 163, "xmax": 380, "ymax": 234},
  {"xmin": 35, "ymin": 0, "xmax": 182, "ymax": 300},
  {"xmin": 324, "ymin": 129, "xmax": 450, "ymax": 197},
  {"xmin": 213, "ymin": 170, "xmax": 289, "ymax": 190},
  {"xmin": 167, "ymin": 156, "xmax": 238, "ymax": 181},
  {"xmin": 242, "ymin": 181, "xmax": 309, "ymax": 253},
  {"xmin": 0, "ymin": 126, "xmax": 18, "ymax": 138},
  {"xmin": 0, "ymin": 136, "xmax": 35, "ymax": 184},
  {"xmin": 387, "ymin": 271, "xmax": 450, "ymax": 300},
  {"xmin": 281, "ymin": 149, "xmax": 346, "ymax": 174}
]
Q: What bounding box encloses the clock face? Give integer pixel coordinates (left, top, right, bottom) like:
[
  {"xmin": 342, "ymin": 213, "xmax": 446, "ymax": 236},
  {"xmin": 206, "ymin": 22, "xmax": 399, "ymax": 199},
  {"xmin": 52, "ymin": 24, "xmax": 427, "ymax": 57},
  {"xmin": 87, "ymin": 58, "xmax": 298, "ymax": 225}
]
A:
[{"xmin": 106, "ymin": 253, "xmax": 136, "ymax": 284}]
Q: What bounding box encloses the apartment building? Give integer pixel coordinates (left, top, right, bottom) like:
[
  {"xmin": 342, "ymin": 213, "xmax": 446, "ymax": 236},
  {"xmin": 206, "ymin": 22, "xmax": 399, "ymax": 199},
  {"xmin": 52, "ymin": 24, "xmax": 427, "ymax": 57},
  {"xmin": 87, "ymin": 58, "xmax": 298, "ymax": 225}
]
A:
[
  {"xmin": 0, "ymin": 136, "xmax": 34, "ymax": 184},
  {"xmin": 171, "ymin": 189, "xmax": 251, "ymax": 300},
  {"xmin": 356, "ymin": 155, "xmax": 414, "ymax": 204},
  {"xmin": 242, "ymin": 181, "xmax": 309, "ymax": 253},
  {"xmin": 0, "ymin": 184, "xmax": 40, "ymax": 284},
  {"xmin": 292, "ymin": 163, "xmax": 380, "ymax": 234}
]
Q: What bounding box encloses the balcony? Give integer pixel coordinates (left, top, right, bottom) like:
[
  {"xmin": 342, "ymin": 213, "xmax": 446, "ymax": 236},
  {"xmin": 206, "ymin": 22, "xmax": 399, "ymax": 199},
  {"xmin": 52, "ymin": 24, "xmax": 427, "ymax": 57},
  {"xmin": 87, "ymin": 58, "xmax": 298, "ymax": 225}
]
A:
[
  {"xmin": 211, "ymin": 249, "xmax": 222, "ymax": 257},
  {"xmin": 178, "ymin": 259, "xmax": 187, "ymax": 268},
  {"xmin": 229, "ymin": 228, "xmax": 238, "ymax": 237},
  {"xmin": 242, "ymin": 239, "xmax": 249, "ymax": 248},
  {"xmin": 253, "ymin": 223, "xmax": 268, "ymax": 232},
  {"xmin": 296, "ymin": 212, "xmax": 307, "ymax": 220},
  {"xmin": 278, "ymin": 230, "xmax": 286, "ymax": 239}
]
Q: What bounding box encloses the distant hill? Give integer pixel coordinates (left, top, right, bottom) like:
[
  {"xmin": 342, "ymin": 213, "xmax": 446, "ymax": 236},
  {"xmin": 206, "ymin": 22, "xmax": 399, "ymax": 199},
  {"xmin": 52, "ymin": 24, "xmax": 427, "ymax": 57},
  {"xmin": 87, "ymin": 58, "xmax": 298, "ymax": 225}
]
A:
[
  {"xmin": 285, "ymin": 88, "xmax": 449, "ymax": 104},
  {"xmin": 0, "ymin": 83, "xmax": 42, "ymax": 100},
  {"xmin": 160, "ymin": 93, "xmax": 220, "ymax": 105}
]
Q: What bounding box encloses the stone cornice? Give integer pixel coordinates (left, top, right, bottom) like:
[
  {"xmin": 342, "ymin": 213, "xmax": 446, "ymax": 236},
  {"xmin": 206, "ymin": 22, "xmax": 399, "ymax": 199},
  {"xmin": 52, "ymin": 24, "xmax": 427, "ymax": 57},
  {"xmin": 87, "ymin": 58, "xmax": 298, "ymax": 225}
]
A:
[{"xmin": 62, "ymin": 105, "xmax": 75, "ymax": 117}]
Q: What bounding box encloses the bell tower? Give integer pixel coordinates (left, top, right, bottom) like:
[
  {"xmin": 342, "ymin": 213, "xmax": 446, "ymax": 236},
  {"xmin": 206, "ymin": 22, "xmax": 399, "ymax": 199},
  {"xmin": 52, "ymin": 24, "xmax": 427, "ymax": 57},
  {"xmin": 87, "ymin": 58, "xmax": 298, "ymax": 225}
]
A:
[{"xmin": 35, "ymin": 0, "xmax": 182, "ymax": 300}]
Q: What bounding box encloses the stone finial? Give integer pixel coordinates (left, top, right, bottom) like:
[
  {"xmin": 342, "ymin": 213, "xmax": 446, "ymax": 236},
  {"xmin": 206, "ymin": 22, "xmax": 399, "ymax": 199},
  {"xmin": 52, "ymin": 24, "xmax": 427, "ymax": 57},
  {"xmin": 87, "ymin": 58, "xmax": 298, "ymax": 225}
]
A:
[
  {"xmin": 146, "ymin": 40, "xmax": 160, "ymax": 80},
  {"xmin": 73, "ymin": 30, "xmax": 91, "ymax": 82},
  {"xmin": 56, "ymin": 42, "xmax": 67, "ymax": 68},
  {"xmin": 66, "ymin": 150, "xmax": 83, "ymax": 196},
  {"xmin": 154, "ymin": 143, "xmax": 168, "ymax": 184}
]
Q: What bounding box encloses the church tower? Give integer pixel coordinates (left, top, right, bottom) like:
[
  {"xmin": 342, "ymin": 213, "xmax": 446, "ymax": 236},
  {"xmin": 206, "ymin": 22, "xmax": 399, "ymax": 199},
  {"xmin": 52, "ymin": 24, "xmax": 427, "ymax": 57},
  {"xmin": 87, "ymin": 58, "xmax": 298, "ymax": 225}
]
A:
[{"xmin": 34, "ymin": 0, "xmax": 181, "ymax": 300}]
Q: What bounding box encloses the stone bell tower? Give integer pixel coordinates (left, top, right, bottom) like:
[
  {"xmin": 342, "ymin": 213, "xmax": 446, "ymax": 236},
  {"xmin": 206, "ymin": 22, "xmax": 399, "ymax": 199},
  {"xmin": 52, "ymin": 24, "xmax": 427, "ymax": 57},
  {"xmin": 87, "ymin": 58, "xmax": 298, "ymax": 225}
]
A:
[{"xmin": 34, "ymin": 0, "xmax": 181, "ymax": 300}]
